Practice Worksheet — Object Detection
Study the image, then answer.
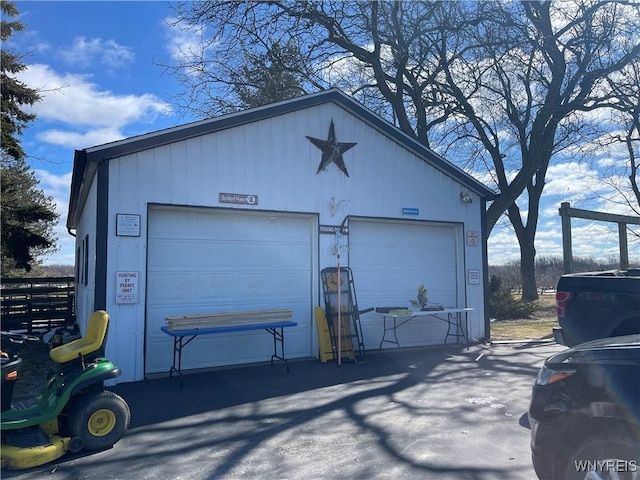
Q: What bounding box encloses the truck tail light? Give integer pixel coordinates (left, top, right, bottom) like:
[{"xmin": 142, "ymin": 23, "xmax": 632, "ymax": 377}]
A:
[{"xmin": 556, "ymin": 291, "xmax": 572, "ymax": 318}]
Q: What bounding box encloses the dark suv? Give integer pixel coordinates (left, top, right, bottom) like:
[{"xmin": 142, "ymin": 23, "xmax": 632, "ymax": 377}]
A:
[{"xmin": 529, "ymin": 334, "xmax": 640, "ymax": 480}]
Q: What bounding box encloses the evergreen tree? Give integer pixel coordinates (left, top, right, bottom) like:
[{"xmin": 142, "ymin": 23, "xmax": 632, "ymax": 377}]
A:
[
  {"xmin": 1, "ymin": 1, "xmax": 58, "ymax": 274},
  {"xmin": 233, "ymin": 41, "xmax": 305, "ymax": 109},
  {"xmin": 1, "ymin": 1, "xmax": 38, "ymax": 162}
]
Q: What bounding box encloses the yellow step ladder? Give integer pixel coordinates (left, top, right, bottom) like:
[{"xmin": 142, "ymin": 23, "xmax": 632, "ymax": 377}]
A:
[
  {"xmin": 315, "ymin": 306, "xmax": 357, "ymax": 363},
  {"xmin": 314, "ymin": 306, "xmax": 334, "ymax": 363}
]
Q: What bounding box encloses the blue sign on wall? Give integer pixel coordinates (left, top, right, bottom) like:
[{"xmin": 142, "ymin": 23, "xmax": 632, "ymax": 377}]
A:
[{"xmin": 402, "ymin": 208, "xmax": 419, "ymax": 215}]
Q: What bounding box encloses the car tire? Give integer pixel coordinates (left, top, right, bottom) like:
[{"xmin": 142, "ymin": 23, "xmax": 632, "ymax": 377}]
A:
[
  {"xmin": 68, "ymin": 390, "xmax": 131, "ymax": 451},
  {"xmin": 559, "ymin": 431, "xmax": 640, "ymax": 480}
]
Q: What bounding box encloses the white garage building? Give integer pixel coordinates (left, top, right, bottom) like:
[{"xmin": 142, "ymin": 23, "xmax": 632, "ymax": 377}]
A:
[{"xmin": 67, "ymin": 89, "xmax": 495, "ymax": 383}]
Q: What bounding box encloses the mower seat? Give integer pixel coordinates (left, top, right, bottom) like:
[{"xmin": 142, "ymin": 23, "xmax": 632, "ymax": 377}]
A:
[{"xmin": 50, "ymin": 310, "xmax": 109, "ymax": 364}]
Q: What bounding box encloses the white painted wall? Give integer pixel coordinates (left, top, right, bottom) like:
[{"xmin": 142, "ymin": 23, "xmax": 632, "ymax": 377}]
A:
[
  {"xmin": 74, "ymin": 171, "xmax": 97, "ymax": 333},
  {"xmin": 95, "ymin": 101, "xmax": 486, "ymax": 382}
]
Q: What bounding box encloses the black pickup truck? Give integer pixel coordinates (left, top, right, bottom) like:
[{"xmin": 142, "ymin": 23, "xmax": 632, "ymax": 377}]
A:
[{"xmin": 553, "ymin": 269, "xmax": 640, "ymax": 347}]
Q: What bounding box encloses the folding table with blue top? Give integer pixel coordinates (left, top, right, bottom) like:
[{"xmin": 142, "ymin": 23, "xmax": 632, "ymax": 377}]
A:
[{"xmin": 161, "ymin": 308, "xmax": 296, "ymax": 386}]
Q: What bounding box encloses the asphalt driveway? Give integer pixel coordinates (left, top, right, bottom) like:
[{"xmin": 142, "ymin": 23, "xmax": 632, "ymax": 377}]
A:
[{"xmin": 4, "ymin": 341, "xmax": 563, "ymax": 480}]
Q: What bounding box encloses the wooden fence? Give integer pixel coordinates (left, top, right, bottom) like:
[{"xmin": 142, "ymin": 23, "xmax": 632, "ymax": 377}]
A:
[{"xmin": 1, "ymin": 276, "xmax": 75, "ymax": 333}]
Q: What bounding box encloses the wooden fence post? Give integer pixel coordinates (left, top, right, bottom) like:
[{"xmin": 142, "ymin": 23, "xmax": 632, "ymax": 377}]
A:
[
  {"xmin": 558, "ymin": 202, "xmax": 639, "ymax": 273},
  {"xmin": 559, "ymin": 202, "xmax": 573, "ymax": 274}
]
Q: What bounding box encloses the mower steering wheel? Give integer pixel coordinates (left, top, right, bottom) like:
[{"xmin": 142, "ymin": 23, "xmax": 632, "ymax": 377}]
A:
[{"xmin": 0, "ymin": 331, "xmax": 40, "ymax": 344}]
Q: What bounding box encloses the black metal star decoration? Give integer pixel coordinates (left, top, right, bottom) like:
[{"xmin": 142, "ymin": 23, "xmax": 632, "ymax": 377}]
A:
[{"xmin": 306, "ymin": 120, "xmax": 357, "ymax": 177}]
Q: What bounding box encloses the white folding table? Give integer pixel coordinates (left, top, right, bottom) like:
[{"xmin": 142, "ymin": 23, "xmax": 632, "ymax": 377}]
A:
[{"xmin": 375, "ymin": 308, "xmax": 473, "ymax": 352}]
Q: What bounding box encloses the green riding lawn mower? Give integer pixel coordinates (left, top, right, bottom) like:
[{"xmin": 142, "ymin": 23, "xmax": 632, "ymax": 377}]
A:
[{"xmin": 1, "ymin": 310, "xmax": 130, "ymax": 470}]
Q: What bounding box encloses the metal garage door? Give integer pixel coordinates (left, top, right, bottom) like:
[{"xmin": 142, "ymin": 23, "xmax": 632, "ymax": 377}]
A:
[
  {"xmin": 145, "ymin": 206, "xmax": 315, "ymax": 374},
  {"xmin": 348, "ymin": 218, "xmax": 464, "ymax": 349}
]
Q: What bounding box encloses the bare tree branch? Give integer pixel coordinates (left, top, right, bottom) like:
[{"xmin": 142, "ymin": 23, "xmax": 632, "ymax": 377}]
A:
[{"xmin": 162, "ymin": 0, "xmax": 640, "ymax": 299}]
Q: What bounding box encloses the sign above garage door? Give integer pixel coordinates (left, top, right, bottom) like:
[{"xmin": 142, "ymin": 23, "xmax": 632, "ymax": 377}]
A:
[{"xmin": 218, "ymin": 192, "xmax": 259, "ymax": 205}]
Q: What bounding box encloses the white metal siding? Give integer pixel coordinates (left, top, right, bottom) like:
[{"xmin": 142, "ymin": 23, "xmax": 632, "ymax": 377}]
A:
[
  {"xmin": 109, "ymin": 103, "xmax": 477, "ymax": 222},
  {"xmin": 98, "ymin": 100, "xmax": 486, "ymax": 382},
  {"xmin": 348, "ymin": 219, "xmax": 463, "ymax": 349},
  {"xmin": 74, "ymin": 172, "xmax": 98, "ymax": 332},
  {"xmin": 145, "ymin": 206, "xmax": 314, "ymax": 374}
]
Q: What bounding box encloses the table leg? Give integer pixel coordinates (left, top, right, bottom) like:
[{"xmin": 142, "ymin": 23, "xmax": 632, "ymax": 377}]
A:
[
  {"xmin": 443, "ymin": 312, "xmax": 470, "ymax": 348},
  {"xmin": 267, "ymin": 327, "xmax": 290, "ymax": 373},
  {"xmin": 169, "ymin": 335, "xmax": 197, "ymax": 387},
  {"xmin": 378, "ymin": 315, "xmax": 387, "ymax": 352},
  {"xmin": 444, "ymin": 315, "xmax": 453, "ymax": 346},
  {"xmin": 379, "ymin": 316, "xmax": 405, "ymax": 352},
  {"xmin": 462, "ymin": 312, "xmax": 470, "ymax": 349},
  {"xmin": 169, "ymin": 336, "xmax": 178, "ymax": 379}
]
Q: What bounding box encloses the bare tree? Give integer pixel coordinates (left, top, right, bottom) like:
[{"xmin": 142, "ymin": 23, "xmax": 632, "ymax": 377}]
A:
[
  {"xmin": 601, "ymin": 59, "xmax": 640, "ymax": 213},
  {"xmin": 575, "ymin": 58, "xmax": 640, "ymax": 247},
  {"xmin": 165, "ymin": 1, "xmax": 640, "ymax": 300}
]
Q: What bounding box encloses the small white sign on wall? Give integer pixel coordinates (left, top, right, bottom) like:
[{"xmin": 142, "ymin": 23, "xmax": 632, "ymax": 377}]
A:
[
  {"xmin": 467, "ymin": 269, "xmax": 481, "ymax": 285},
  {"xmin": 466, "ymin": 231, "xmax": 479, "ymax": 247},
  {"xmin": 116, "ymin": 214, "xmax": 141, "ymax": 237},
  {"xmin": 116, "ymin": 271, "xmax": 139, "ymax": 304}
]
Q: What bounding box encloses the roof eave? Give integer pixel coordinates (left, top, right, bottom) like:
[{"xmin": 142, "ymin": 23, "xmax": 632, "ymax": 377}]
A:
[
  {"xmin": 67, "ymin": 89, "xmax": 496, "ymax": 225},
  {"xmin": 67, "ymin": 149, "xmax": 98, "ymax": 230}
]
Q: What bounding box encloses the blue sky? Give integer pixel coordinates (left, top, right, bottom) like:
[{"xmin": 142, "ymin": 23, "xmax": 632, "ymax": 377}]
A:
[
  {"xmin": 12, "ymin": 1, "xmax": 187, "ymax": 265},
  {"xmin": 9, "ymin": 1, "xmax": 640, "ymax": 268}
]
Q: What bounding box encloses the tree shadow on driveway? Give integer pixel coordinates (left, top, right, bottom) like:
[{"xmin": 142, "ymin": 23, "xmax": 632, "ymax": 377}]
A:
[{"xmin": 4, "ymin": 343, "xmax": 562, "ymax": 480}]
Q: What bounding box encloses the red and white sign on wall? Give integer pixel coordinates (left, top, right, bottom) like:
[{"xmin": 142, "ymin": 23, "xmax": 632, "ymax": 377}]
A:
[
  {"xmin": 466, "ymin": 231, "xmax": 479, "ymax": 247},
  {"xmin": 116, "ymin": 271, "xmax": 139, "ymax": 304}
]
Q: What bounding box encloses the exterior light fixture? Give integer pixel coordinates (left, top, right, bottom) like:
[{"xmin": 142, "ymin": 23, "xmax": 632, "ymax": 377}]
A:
[{"xmin": 460, "ymin": 192, "xmax": 473, "ymax": 204}]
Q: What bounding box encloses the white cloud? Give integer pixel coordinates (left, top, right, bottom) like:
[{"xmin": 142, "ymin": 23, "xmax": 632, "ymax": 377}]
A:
[
  {"xmin": 34, "ymin": 169, "xmax": 72, "ymax": 194},
  {"xmin": 569, "ymin": 222, "xmax": 621, "ymax": 259},
  {"xmin": 20, "ymin": 64, "xmax": 171, "ymax": 127},
  {"xmin": 33, "ymin": 170, "xmax": 75, "ymax": 265},
  {"xmin": 535, "ymin": 228, "xmax": 562, "ymax": 242},
  {"xmin": 488, "ymin": 207, "xmax": 640, "ymax": 266},
  {"xmin": 489, "ymin": 212, "xmax": 640, "ymax": 267},
  {"xmin": 163, "ymin": 15, "xmax": 213, "ymax": 76},
  {"xmin": 39, "ymin": 127, "xmax": 127, "ymax": 149},
  {"xmin": 596, "ymin": 155, "xmax": 621, "ymax": 169},
  {"xmin": 543, "ymin": 161, "xmax": 603, "ymax": 197},
  {"xmin": 487, "ymin": 229, "xmax": 520, "ymax": 264},
  {"xmin": 59, "ymin": 37, "xmax": 135, "ymax": 70},
  {"xmin": 17, "ymin": 64, "xmax": 172, "ymax": 149},
  {"xmin": 540, "ymin": 159, "xmax": 640, "ymax": 220}
]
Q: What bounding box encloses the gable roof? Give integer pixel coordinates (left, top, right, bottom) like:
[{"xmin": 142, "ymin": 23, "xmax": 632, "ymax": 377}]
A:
[{"xmin": 67, "ymin": 88, "xmax": 495, "ymax": 229}]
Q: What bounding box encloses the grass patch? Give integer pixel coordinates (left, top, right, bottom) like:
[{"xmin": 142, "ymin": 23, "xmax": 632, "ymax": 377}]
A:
[
  {"xmin": 490, "ymin": 318, "xmax": 558, "ymax": 341},
  {"xmin": 489, "ymin": 294, "xmax": 558, "ymax": 341}
]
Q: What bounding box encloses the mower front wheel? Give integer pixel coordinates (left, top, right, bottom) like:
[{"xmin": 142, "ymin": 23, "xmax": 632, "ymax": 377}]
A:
[{"xmin": 68, "ymin": 390, "xmax": 131, "ymax": 451}]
